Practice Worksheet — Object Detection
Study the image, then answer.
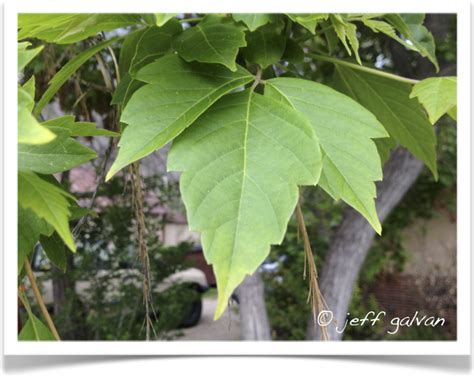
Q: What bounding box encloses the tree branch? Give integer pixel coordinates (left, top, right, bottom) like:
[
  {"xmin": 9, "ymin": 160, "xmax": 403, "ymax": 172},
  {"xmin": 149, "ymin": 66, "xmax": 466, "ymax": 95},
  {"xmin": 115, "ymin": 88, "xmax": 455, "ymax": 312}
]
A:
[
  {"xmin": 307, "ymin": 53, "xmax": 420, "ymax": 85},
  {"xmin": 24, "ymin": 258, "xmax": 61, "ymax": 341}
]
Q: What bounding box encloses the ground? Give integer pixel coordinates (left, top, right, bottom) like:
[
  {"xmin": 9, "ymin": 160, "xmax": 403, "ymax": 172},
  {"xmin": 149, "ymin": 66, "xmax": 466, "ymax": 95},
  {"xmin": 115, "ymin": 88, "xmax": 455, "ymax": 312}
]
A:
[{"xmin": 178, "ymin": 296, "xmax": 240, "ymax": 341}]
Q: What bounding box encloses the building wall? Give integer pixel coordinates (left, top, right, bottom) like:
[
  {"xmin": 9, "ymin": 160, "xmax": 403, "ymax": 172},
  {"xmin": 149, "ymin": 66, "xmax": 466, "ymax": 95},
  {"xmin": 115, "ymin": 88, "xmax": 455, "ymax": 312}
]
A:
[
  {"xmin": 402, "ymin": 209, "xmax": 456, "ymax": 278},
  {"xmin": 162, "ymin": 223, "xmax": 200, "ymax": 246}
]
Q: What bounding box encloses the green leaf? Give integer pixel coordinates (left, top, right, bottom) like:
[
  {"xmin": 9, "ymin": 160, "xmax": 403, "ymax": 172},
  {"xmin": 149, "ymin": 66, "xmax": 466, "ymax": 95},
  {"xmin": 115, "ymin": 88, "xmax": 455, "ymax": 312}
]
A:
[
  {"xmin": 330, "ymin": 15, "xmax": 361, "ymax": 65},
  {"xmin": 111, "ymin": 74, "xmax": 144, "ymax": 107},
  {"xmin": 18, "ymin": 207, "xmax": 53, "ymax": 274},
  {"xmin": 232, "ymin": 14, "xmax": 276, "ymax": 31},
  {"xmin": 18, "ymin": 172, "xmax": 76, "ymax": 251},
  {"xmin": 40, "ymin": 232, "xmax": 67, "ymax": 272},
  {"xmin": 384, "ymin": 14, "xmax": 439, "ymax": 72},
  {"xmin": 407, "ymin": 24, "xmax": 438, "ymax": 68},
  {"xmin": 401, "ymin": 13, "xmax": 425, "ymax": 25},
  {"xmin": 282, "ymin": 39, "xmax": 305, "ymax": 64},
  {"xmin": 18, "ymin": 78, "xmax": 56, "ymax": 145},
  {"xmin": 375, "ymin": 137, "xmax": 397, "ymax": 165},
  {"xmin": 19, "ymin": 314, "xmax": 55, "ymax": 341},
  {"xmin": 332, "ymin": 65, "xmax": 437, "ymax": 179},
  {"xmin": 19, "ymin": 76, "xmax": 36, "ymax": 112},
  {"xmin": 361, "ymin": 18, "xmax": 399, "ymax": 40},
  {"xmin": 360, "ymin": 16, "xmax": 438, "ymax": 73},
  {"xmin": 168, "ymin": 90, "xmax": 322, "ymax": 319},
  {"xmin": 112, "ymin": 21, "xmax": 182, "ymax": 106},
  {"xmin": 321, "ymin": 20, "xmax": 339, "ymax": 54},
  {"xmin": 173, "ymin": 15, "xmax": 247, "ymax": 71},
  {"xmin": 447, "ymin": 106, "xmax": 457, "ymax": 121},
  {"xmin": 266, "ymin": 77, "xmax": 388, "ymax": 233},
  {"xmin": 287, "ymin": 14, "xmax": 328, "ymax": 34},
  {"xmin": 18, "ymin": 42, "xmax": 44, "ymax": 72},
  {"xmin": 35, "ymin": 37, "xmax": 118, "ymax": 117},
  {"xmin": 17, "ymin": 113, "xmax": 38, "ymax": 143},
  {"xmin": 42, "ymin": 115, "xmax": 119, "ymax": 137},
  {"xmin": 117, "ymin": 28, "xmax": 145, "ymax": 77},
  {"xmin": 69, "ymin": 204, "xmax": 97, "ymax": 220},
  {"xmin": 410, "ymin": 77, "xmax": 457, "ymax": 124},
  {"xmin": 18, "ymin": 127, "xmax": 96, "ymax": 174},
  {"xmin": 119, "ymin": 21, "xmax": 182, "ymax": 76},
  {"xmin": 18, "ymin": 14, "xmax": 142, "ymax": 44},
  {"xmin": 155, "ymin": 13, "xmax": 178, "ymax": 27},
  {"xmin": 106, "ymin": 55, "xmax": 254, "ymax": 180},
  {"xmin": 243, "ymin": 23, "xmax": 286, "ymax": 68}
]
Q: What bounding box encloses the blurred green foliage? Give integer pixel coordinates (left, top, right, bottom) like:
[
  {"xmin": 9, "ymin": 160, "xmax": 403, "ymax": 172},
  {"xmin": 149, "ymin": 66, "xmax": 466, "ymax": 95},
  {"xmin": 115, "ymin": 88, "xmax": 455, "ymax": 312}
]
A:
[{"xmin": 30, "ymin": 174, "xmax": 199, "ymax": 340}]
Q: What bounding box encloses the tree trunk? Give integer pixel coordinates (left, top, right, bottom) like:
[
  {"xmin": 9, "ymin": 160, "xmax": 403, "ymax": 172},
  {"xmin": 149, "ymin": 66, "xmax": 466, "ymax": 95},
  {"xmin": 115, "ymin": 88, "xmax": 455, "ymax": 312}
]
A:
[
  {"xmin": 235, "ymin": 272, "xmax": 272, "ymax": 340},
  {"xmin": 307, "ymin": 148, "xmax": 424, "ymax": 340},
  {"xmin": 52, "ymin": 170, "xmax": 80, "ymax": 339},
  {"xmin": 306, "ymin": 13, "xmax": 453, "ymax": 341},
  {"xmin": 51, "ymin": 253, "xmax": 77, "ymax": 338}
]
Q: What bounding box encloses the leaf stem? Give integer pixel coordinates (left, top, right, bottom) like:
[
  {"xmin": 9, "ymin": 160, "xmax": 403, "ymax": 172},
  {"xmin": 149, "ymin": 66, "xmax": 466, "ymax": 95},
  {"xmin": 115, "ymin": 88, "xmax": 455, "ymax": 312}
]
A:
[
  {"xmin": 250, "ymin": 66, "xmax": 263, "ymax": 92},
  {"xmin": 107, "ymin": 46, "xmax": 120, "ymax": 84},
  {"xmin": 250, "ymin": 65, "xmax": 263, "ymax": 92},
  {"xmin": 308, "ymin": 53, "xmax": 420, "ymax": 85},
  {"xmin": 95, "ymin": 51, "xmax": 113, "ymax": 91},
  {"xmin": 23, "ymin": 258, "xmax": 61, "ymax": 341}
]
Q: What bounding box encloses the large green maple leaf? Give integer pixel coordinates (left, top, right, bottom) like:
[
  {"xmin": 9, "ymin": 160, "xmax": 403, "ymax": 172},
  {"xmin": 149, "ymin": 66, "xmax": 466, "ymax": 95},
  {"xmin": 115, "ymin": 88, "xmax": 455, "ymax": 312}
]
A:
[
  {"xmin": 112, "ymin": 20, "xmax": 182, "ymax": 107},
  {"xmin": 18, "ymin": 172, "xmax": 76, "ymax": 251},
  {"xmin": 106, "ymin": 55, "xmax": 253, "ymax": 180},
  {"xmin": 173, "ymin": 15, "xmax": 247, "ymax": 71},
  {"xmin": 232, "ymin": 14, "xmax": 276, "ymax": 32},
  {"xmin": 18, "ymin": 126, "xmax": 96, "ymax": 174},
  {"xmin": 266, "ymin": 77, "xmax": 388, "ymax": 234},
  {"xmin": 410, "ymin": 77, "xmax": 457, "ymax": 124},
  {"xmin": 333, "ymin": 65, "xmax": 437, "ymax": 179},
  {"xmin": 18, "ymin": 14, "xmax": 142, "ymax": 44},
  {"xmin": 168, "ymin": 90, "xmax": 322, "ymax": 318}
]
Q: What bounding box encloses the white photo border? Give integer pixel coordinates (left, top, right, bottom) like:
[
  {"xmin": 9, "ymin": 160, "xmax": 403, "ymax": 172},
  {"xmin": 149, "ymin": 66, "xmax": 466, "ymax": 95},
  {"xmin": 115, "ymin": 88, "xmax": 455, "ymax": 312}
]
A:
[{"xmin": 3, "ymin": 0, "xmax": 471, "ymax": 356}]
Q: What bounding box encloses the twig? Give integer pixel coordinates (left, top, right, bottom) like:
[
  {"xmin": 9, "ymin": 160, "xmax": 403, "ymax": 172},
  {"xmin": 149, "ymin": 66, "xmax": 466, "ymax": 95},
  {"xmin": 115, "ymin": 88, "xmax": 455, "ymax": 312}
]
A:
[
  {"xmin": 95, "ymin": 51, "xmax": 113, "ymax": 91},
  {"xmin": 295, "ymin": 201, "xmax": 330, "ymax": 341},
  {"xmin": 107, "ymin": 46, "xmax": 120, "ymax": 84},
  {"xmin": 72, "ymin": 41, "xmax": 120, "ymax": 237},
  {"xmin": 308, "ymin": 52, "xmax": 420, "ymax": 85},
  {"xmin": 53, "ymin": 44, "xmax": 75, "ymax": 71},
  {"xmin": 129, "ymin": 162, "xmax": 156, "ymax": 341},
  {"xmin": 72, "ymin": 139, "xmax": 115, "ymax": 237},
  {"xmin": 23, "ymin": 258, "xmax": 61, "ymax": 341},
  {"xmin": 108, "ymin": 37, "xmax": 157, "ymax": 340},
  {"xmin": 79, "ymin": 79, "xmax": 112, "ymax": 93},
  {"xmin": 73, "ymin": 74, "xmax": 91, "ymax": 121}
]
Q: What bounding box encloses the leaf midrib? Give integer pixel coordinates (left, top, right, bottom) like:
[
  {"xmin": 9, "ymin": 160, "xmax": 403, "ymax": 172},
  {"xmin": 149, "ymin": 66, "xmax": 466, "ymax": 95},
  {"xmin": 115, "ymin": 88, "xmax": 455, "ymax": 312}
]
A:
[{"xmin": 224, "ymin": 90, "xmax": 253, "ymax": 295}]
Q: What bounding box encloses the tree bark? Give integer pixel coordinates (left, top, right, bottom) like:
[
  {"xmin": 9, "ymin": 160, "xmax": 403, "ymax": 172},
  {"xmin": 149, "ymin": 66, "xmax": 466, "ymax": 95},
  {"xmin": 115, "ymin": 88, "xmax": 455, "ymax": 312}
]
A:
[
  {"xmin": 235, "ymin": 272, "xmax": 272, "ymax": 340},
  {"xmin": 307, "ymin": 148, "xmax": 424, "ymax": 340}
]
